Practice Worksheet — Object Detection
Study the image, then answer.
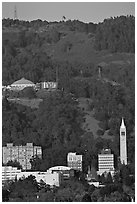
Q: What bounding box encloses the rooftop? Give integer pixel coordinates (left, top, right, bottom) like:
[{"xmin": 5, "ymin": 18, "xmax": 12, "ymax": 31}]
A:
[{"xmin": 11, "ymin": 78, "xmax": 35, "ymax": 86}]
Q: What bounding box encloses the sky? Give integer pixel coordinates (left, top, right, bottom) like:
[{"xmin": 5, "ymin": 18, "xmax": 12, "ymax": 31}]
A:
[{"xmin": 2, "ymin": 2, "xmax": 135, "ymax": 23}]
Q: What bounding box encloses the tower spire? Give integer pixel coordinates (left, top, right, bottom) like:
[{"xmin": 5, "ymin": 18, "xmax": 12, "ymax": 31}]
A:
[{"xmin": 121, "ymin": 117, "xmax": 125, "ymax": 128}]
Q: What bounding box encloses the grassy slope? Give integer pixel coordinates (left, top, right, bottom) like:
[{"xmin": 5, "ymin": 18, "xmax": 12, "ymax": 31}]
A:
[
  {"xmin": 8, "ymin": 98, "xmax": 43, "ymax": 109},
  {"xmin": 78, "ymin": 97, "xmax": 99, "ymax": 138},
  {"xmin": 78, "ymin": 97, "xmax": 114, "ymax": 140},
  {"xmin": 9, "ymin": 96, "xmax": 113, "ymax": 140}
]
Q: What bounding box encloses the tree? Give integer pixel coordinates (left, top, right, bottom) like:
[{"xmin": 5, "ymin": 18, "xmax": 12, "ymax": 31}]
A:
[
  {"xmin": 119, "ymin": 164, "xmax": 133, "ymax": 186},
  {"xmin": 104, "ymin": 191, "xmax": 130, "ymax": 202},
  {"xmin": 2, "ymin": 189, "xmax": 10, "ymax": 202},
  {"xmin": 30, "ymin": 155, "xmax": 43, "ymax": 171},
  {"xmin": 95, "ymin": 16, "xmax": 135, "ymax": 53},
  {"xmin": 37, "ymin": 190, "xmax": 54, "ymax": 202},
  {"xmin": 82, "ymin": 193, "xmax": 91, "ymax": 202},
  {"xmin": 9, "ymin": 176, "xmax": 38, "ymax": 201},
  {"xmin": 87, "ymin": 184, "xmax": 95, "ymax": 195},
  {"xmin": 55, "ymin": 187, "xmax": 74, "ymax": 202},
  {"xmin": 55, "ymin": 179, "xmax": 86, "ymax": 201},
  {"xmin": 19, "ymin": 87, "xmax": 36, "ymax": 99},
  {"xmin": 105, "ymin": 172, "xmax": 113, "ymax": 184},
  {"xmin": 6, "ymin": 160, "xmax": 22, "ymax": 169},
  {"xmin": 90, "ymin": 189, "xmax": 101, "ymax": 202},
  {"xmin": 34, "ymin": 91, "xmax": 84, "ymax": 149}
]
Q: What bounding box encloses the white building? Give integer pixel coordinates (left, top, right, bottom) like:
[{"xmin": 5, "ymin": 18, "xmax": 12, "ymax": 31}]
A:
[
  {"xmin": 2, "ymin": 166, "xmax": 21, "ymax": 184},
  {"xmin": 47, "ymin": 166, "xmax": 73, "ymax": 179},
  {"xmin": 17, "ymin": 171, "xmax": 61, "ymax": 187},
  {"xmin": 97, "ymin": 149, "xmax": 114, "ymax": 176},
  {"xmin": 120, "ymin": 118, "xmax": 127, "ymax": 165},
  {"xmin": 67, "ymin": 152, "xmax": 82, "ymax": 171},
  {"xmin": 10, "ymin": 77, "xmax": 35, "ymax": 91},
  {"xmin": 2, "ymin": 166, "xmax": 61, "ymax": 187},
  {"xmin": 2, "ymin": 143, "xmax": 42, "ymax": 170},
  {"xmin": 41, "ymin": 82, "xmax": 58, "ymax": 89},
  {"xmin": 88, "ymin": 180, "xmax": 100, "ymax": 187},
  {"xmin": 48, "ymin": 166, "xmax": 71, "ymax": 172}
]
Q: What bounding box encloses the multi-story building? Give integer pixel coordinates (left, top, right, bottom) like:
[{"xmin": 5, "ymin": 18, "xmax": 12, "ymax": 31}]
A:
[
  {"xmin": 2, "ymin": 143, "xmax": 42, "ymax": 170},
  {"xmin": 2, "ymin": 166, "xmax": 21, "ymax": 184},
  {"xmin": 67, "ymin": 152, "xmax": 82, "ymax": 171},
  {"xmin": 97, "ymin": 149, "xmax": 114, "ymax": 176}
]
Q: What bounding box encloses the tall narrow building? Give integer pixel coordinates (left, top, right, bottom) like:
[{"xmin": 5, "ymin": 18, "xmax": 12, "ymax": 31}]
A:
[
  {"xmin": 120, "ymin": 118, "xmax": 127, "ymax": 165},
  {"xmin": 67, "ymin": 152, "xmax": 82, "ymax": 171}
]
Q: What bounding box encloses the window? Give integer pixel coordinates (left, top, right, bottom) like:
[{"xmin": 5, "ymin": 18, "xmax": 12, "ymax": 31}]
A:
[
  {"xmin": 121, "ymin": 131, "xmax": 125, "ymax": 136},
  {"xmin": 69, "ymin": 157, "xmax": 72, "ymax": 161}
]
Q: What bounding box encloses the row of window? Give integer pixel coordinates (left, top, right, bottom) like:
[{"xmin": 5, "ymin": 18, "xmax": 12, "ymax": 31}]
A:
[
  {"xmin": 99, "ymin": 157, "xmax": 113, "ymax": 158},
  {"xmin": 98, "ymin": 159, "xmax": 114, "ymax": 161},
  {"xmin": 99, "ymin": 162, "xmax": 114, "ymax": 164},
  {"xmin": 99, "ymin": 167, "xmax": 114, "ymax": 169},
  {"xmin": 99, "ymin": 164, "xmax": 114, "ymax": 166}
]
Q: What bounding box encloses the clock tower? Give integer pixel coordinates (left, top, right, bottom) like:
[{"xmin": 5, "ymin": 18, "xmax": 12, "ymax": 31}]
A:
[{"xmin": 120, "ymin": 118, "xmax": 127, "ymax": 165}]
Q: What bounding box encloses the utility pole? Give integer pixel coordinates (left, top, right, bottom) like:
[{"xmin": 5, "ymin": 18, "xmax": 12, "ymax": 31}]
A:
[
  {"xmin": 98, "ymin": 66, "xmax": 102, "ymax": 78},
  {"xmin": 14, "ymin": 5, "xmax": 17, "ymax": 20},
  {"xmin": 56, "ymin": 66, "xmax": 59, "ymax": 89}
]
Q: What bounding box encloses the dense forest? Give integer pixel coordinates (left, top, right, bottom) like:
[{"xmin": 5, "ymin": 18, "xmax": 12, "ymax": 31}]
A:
[
  {"xmin": 2, "ymin": 15, "xmax": 134, "ymax": 85},
  {"xmin": 95, "ymin": 15, "xmax": 135, "ymax": 52},
  {"xmin": 2, "ymin": 15, "xmax": 135, "ymax": 200}
]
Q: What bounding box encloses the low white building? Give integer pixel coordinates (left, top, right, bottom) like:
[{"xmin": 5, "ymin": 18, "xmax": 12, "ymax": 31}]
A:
[
  {"xmin": 10, "ymin": 78, "xmax": 35, "ymax": 91},
  {"xmin": 88, "ymin": 180, "xmax": 100, "ymax": 187},
  {"xmin": 97, "ymin": 149, "xmax": 114, "ymax": 176},
  {"xmin": 2, "ymin": 166, "xmax": 21, "ymax": 184},
  {"xmin": 47, "ymin": 166, "xmax": 73, "ymax": 179},
  {"xmin": 17, "ymin": 171, "xmax": 61, "ymax": 187},
  {"xmin": 41, "ymin": 82, "xmax": 58, "ymax": 89},
  {"xmin": 2, "ymin": 166, "xmax": 61, "ymax": 187},
  {"xmin": 48, "ymin": 166, "xmax": 71, "ymax": 172}
]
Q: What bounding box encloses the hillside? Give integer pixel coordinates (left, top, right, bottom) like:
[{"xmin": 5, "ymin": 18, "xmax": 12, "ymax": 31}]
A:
[
  {"xmin": 2, "ymin": 17, "xmax": 135, "ymax": 142},
  {"xmin": 2, "ymin": 16, "xmax": 135, "ymax": 187}
]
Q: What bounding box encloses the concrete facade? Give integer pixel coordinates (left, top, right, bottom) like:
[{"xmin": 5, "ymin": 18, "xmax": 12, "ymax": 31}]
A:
[
  {"xmin": 2, "ymin": 166, "xmax": 60, "ymax": 187},
  {"xmin": 2, "ymin": 143, "xmax": 42, "ymax": 170},
  {"xmin": 2, "ymin": 166, "xmax": 21, "ymax": 184},
  {"xmin": 47, "ymin": 166, "xmax": 74, "ymax": 179},
  {"xmin": 97, "ymin": 149, "xmax": 114, "ymax": 176},
  {"xmin": 67, "ymin": 152, "xmax": 82, "ymax": 171},
  {"xmin": 120, "ymin": 118, "xmax": 127, "ymax": 165},
  {"xmin": 17, "ymin": 171, "xmax": 61, "ymax": 187}
]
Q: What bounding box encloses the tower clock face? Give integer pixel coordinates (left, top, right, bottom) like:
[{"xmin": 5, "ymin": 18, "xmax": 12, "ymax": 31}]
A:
[{"xmin": 121, "ymin": 131, "xmax": 125, "ymax": 136}]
